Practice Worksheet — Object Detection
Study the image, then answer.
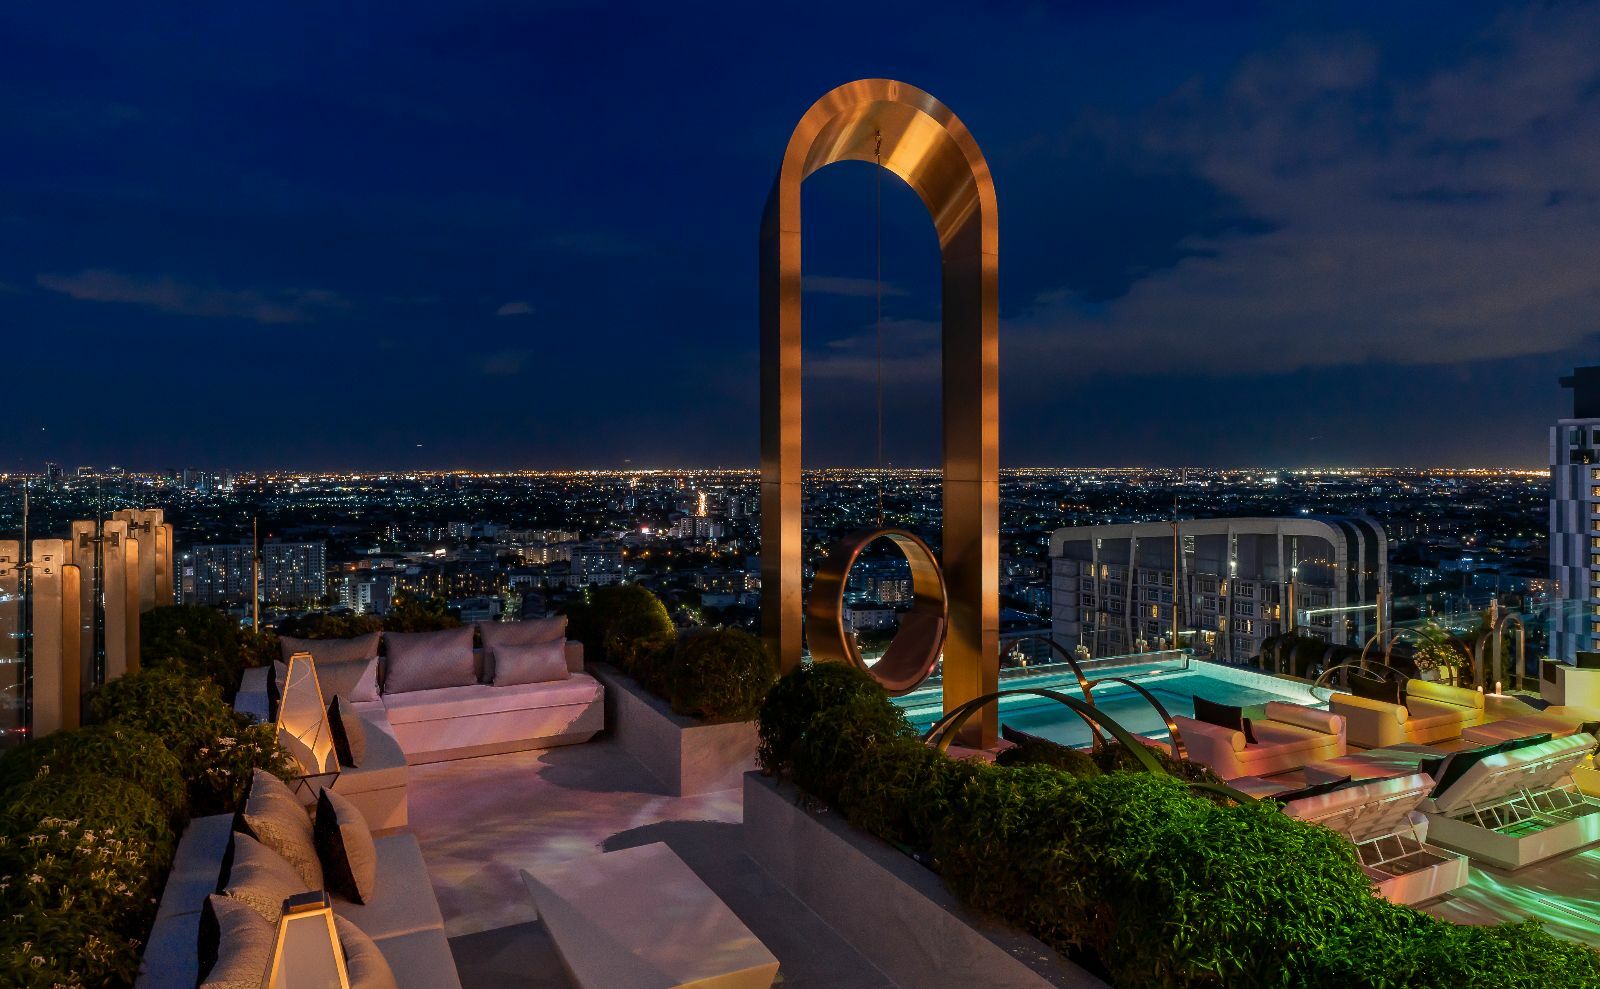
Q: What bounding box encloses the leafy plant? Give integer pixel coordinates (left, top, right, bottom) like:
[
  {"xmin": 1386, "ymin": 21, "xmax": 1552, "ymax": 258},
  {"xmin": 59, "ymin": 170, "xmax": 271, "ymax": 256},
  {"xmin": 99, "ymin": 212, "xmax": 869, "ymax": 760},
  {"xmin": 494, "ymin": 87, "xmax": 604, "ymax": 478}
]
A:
[
  {"xmin": 140, "ymin": 604, "xmax": 249, "ymax": 697},
  {"xmin": 757, "ymin": 661, "xmax": 894, "ymax": 776},
  {"xmin": 0, "ymin": 906, "xmax": 141, "ymax": 989},
  {"xmin": 0, "ymin": 723, "xmax": 188, "ymax": 827},
  {"xmin": 0, "ymin": 772, "xmax": 174, "ymax": 858},
  {"xmin": 565, "ymin": 583, "xmax": 675, "ymax": 675},
  {"xmin": 648, "ymin": 628, "xmax": 778, "ymax": 721}
]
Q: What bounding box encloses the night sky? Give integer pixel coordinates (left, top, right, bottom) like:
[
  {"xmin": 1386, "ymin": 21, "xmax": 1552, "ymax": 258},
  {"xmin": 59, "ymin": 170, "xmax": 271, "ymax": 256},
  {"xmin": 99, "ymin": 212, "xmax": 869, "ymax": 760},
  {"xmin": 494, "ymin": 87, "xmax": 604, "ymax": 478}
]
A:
[{"xmin": 4, "ymin": 2, "xmax": 1598, "ymax": 471}]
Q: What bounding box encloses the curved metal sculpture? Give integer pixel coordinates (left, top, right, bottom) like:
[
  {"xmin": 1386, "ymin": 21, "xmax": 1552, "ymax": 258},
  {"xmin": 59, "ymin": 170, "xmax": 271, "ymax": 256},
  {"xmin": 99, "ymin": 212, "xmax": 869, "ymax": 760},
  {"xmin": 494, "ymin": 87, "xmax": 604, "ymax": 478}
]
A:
[
  {"xmin": 761, "ymin": 79, "xmax": 1000, "ymax": 746},
  {"xmin": 1474, "ymin": 613, "xmax": 1527, "ymax": 692},
  {"xmin": 1358, "ymin": 625, "xmax": 1473, "ymax": 686},
  {"xmin": 1309, "ymin": 660, "xmax": 1410, "ymax": 703},
  {"xmin": 807, "ymin": 528, "xmax": 947, "ymax": 695},
  {"xmin": 1009, "ymin": 634, "xmax": 1189, "ymax": 761}
]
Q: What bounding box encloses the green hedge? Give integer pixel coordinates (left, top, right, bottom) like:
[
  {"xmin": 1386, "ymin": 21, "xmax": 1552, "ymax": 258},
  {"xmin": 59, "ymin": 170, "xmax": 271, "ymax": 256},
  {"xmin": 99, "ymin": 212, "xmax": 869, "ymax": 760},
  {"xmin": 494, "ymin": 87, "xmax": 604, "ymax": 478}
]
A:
[
  {"xmin": 758, "ymin": 663, "xmax": 1600, "ymax": 988},
  {"xmin": 0, "ymin": 666, "xmax": 295, "ymax": 987},
  {"xmin": 565, "ymin": 583, "xmax": 675, "ymax": 675},
  {"xmin": 141, "ymin": 604, "xmax": 251, "ymax": 698},
  {"xmin": 645, "ymin": 628, "xmax": 778, "ymax": 722}
]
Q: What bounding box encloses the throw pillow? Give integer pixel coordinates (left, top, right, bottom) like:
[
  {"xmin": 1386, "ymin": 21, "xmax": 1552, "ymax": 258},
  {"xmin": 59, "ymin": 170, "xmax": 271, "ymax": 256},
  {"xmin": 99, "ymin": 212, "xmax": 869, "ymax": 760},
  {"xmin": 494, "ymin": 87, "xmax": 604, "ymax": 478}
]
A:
[
  {"xmin": 334, "ymin": 914, "xmax": 400, "ymax": 989},
  {"xmin": 1192, "ymin": 696, "xmax": 1257, "ymax": 745},
  {"xmin": 492, "ymin": 639, "xmax": 571, "ymax": 687},
  {"xmin": 237, "ymin": 769, "xmax": 324, "ymax": 890},
  {"xmin": 220, "ymin": 833, "xmax": 311, "ymax": 923},
  {"xmin": 1348, "ymin": 672, "xmax": 1402, "ymax": 706},
  {"xmin": 279, "ymin": 632, "xmax": 382, "ymax": 665},
  {"xmin": 315, "ymin": 788, "xmax": 378, "ymax": 904},
  {"xmin": 275, "ymin": 657, "xmax": 381, "ymax": 705},
  {"xmin": 327, "ymin": 696, "xmax": 367, "ymax": 768},
  {"xmin": 382, "ymin": 625, "xmax": 476, "ymax": 694},
  {"xmin": 199, "ymin": 893, "xmax": 276, "ymax": 989}
]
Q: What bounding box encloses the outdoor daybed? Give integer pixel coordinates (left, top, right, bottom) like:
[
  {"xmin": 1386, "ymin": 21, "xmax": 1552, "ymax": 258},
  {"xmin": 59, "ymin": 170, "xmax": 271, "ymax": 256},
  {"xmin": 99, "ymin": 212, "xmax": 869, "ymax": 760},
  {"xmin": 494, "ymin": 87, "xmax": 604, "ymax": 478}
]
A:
[
  {"xmin": 1418, "ymin": 731, "xmax": 1600, "ymax": 870},
  {"xmin": 1328, "ymin": 678, "xmax": 1486, "ymax": 748},
  {"xmin": 238, "ymin": 620, "xmax": 604, "ymax": 767},
  {"xmin": 1171, "ymin": 701, "xmax": 1347, "ymax": 780},
  {"xmin": 1278, "ymin": 772, "xmax": 1469, "ymax": 905}
]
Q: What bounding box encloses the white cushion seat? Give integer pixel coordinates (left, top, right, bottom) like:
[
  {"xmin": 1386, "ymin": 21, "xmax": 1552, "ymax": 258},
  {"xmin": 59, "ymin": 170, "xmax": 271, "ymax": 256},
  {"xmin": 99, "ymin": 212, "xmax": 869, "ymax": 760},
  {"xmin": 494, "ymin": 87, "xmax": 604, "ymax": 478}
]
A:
[
  {"xmin": 330, "ymin": 833, "xmax": 445, "ymax": 942},
  {"xmin": 381, "ymin": 674, "xmax": 602, "ymax": 724},
  {"xmin": 1168, "ymin": 701, "xmax": 1346, "ymax": 779},
  {"xmin": 1247, "ymin": 721, "xmax": 1332, "ymax": 755}
]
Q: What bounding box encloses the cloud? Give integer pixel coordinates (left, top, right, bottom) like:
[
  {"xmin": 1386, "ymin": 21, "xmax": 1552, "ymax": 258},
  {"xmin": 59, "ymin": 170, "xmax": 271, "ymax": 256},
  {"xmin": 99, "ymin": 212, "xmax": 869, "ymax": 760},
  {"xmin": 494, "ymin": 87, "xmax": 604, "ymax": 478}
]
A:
[
  {"xmin": 495, "ymin": 300, "xmax": 533, "ymax": 316},
  {"xmin": 1008, "ymin": 6, "xmax": 1600, "ymax": 379},
  {"xmin": 35, "ymin": 269, "xmax": 346, "ymax": 324},
  {"xmin": 481, "ymin": 349, "xmax": 531, "ymax": 375},
  {"xmin": 806, "ymin": 318, "xmax": 940, "ymax": 384},
  {"xmin": 803, "ymin": 275, "xmax": 909, "ymax": 298}
]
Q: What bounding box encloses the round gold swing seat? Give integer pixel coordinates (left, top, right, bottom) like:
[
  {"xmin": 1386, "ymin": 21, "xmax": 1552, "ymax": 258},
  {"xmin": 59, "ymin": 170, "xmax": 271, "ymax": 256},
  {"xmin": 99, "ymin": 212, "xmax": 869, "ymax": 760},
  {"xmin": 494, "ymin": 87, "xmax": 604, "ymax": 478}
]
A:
[{"xmin": 806, "ymin": 528, "xmax": 947, "ymax": 695}]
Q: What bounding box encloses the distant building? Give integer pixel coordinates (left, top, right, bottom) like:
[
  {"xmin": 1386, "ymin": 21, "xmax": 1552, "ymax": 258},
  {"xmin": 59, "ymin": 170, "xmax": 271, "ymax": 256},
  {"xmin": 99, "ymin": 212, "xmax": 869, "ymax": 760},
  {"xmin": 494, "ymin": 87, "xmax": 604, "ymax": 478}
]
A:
[
  {"xmin": 568, "ymin": 542, "xmax": 623, "ymax": 587},
  {"xmin": 844, "ymin": 601, "xmax": 897, "ymax": 632},
  {"xmin": 1050, "ymin": 516, "xmax": 1387, "ymax": 662},
  {"xmin": 1549, "ymin": 366, "xmax": 1600, "ymax": 660},
  {"xmin": 183, "ymin": 541, "xmax": 327, "ymax": 606},
  {"xmin": 452, "ymin": 596, "xmax": 501, "ymax": 623},
  {"xmin": 337, "ymin": 570, "xmax": 396, "ymax": 615}
]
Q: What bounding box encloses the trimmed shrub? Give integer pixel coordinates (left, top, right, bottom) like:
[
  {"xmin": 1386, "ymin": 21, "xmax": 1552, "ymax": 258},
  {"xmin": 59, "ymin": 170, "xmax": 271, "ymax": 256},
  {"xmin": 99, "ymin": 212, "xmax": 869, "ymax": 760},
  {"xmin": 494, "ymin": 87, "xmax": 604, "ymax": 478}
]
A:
[
  {"xmin": 140, "ymin": 604, "xmax": 249, "ymax": 697},
  {"xmin": 649, "ymin": 628, "xmax": 778, "ymax": 721},
  {"xmin": 757, "ymin": 661, "xmax": 893, "ymax": 776},
  {"xmin": 757, "ymin": 675, "xmax": 1600, "ymax": 987},
  {"xmin": 0, "ymin": 907, "xmax": 141, "ymax": 989},
  {"xmin": 0, "ymin": 723, "xmax": 187, "ymax": 827},
  {"xmin": 566, "ymin": 584, "xmax": 675, "ymax": 675},
  {"xmin": 994, "ymin": 732, "xmax": 1101, "ymax": 777}
]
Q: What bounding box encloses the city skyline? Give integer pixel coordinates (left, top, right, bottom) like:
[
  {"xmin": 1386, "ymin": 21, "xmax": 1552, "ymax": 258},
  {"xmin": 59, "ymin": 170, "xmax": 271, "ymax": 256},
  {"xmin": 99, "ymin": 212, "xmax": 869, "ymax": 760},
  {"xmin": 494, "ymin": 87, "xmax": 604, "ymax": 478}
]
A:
[{"xmin": 6, "ymin": 2, "xmax": 1599, "ymax": 469}]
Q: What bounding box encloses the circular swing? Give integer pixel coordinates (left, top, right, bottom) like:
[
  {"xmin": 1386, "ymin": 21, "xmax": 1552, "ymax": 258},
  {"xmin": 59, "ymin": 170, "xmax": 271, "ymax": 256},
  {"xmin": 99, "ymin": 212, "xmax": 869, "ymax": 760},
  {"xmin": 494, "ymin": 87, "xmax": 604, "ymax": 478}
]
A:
[{"xmin": 804, "ymin": 131, "xmax": 949, "ymax": 696}]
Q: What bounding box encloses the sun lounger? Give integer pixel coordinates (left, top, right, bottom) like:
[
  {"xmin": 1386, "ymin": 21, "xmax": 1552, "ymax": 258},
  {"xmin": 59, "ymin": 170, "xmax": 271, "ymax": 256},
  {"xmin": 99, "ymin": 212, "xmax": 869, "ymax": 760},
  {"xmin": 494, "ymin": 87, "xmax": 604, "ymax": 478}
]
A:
[
  {"xmin": 1279, "ymin": 772, "xmax": 1468, "ymax": 905},
  {"xmin": 1419, "ymin": 732, "xmax": 1600, "ymax": 870}
]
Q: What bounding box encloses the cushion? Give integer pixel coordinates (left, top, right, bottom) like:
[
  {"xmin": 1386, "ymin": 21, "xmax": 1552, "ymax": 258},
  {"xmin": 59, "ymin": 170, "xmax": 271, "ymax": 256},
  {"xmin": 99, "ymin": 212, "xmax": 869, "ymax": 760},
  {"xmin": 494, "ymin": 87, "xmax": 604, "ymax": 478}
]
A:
[
  {"xmin": 334, "ymin": 914, "xmax": 401, "ymax": 989},
  {"xmin": 1193, "ymin": 696, "xmax": 1257, "ymax": 745},
  {"xmin": 316, "ymin": 788, "xmax": 377, "ymax": 904},
  {"xmin": 276, "ymin": 656, "xmax": 381, "ymax": 705},
  {"xmin": 480, "ymin": 616, "xmax": 566, "ymax": 650},
  {"xmin": 1276, "ymin": 775, "xmax": 1357, "ymax": 804},
  {"xmin": 380, "ymin": 674, "xmax": 603, "ymax": 725},
  {"xmin": 1419, "ymin": 735, "xmax": 1551, "ymax": 798},
  {"xmin": 1348, "ymin": 672, "xmax": 1401, "ymax": 706},
  {"xmin": 328, "ymin": 696, "xmax": 367, "ymax": 768},
  {"xmin": 199, "ymin": 893, "xmax": 276, "ymax": 989},
  {"xmin": 382, "ymin": 626, "xmax": 477, "ymax": 694},
  {"xmin": 493, "ymin": 638, "xmax": 571, "ymax": 687},
  {"xmin": 220, "ymin": 832, "xmax": 309, "ymax": 923},
  {"xmin": 280, "ymin": 631, "xmax": 382, "ymax": 665},
  {"xmin": 236, "ymin": 769, "xmax": 324, "ymax": 890}
]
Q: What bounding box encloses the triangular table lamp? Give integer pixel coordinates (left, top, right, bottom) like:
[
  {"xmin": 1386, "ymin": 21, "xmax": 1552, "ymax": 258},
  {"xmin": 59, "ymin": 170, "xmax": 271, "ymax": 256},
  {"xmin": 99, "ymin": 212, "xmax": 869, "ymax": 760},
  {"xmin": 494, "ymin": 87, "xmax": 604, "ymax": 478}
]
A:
[
  {"xmin": 266, "ymin": 890, "xmax": 351, "ymax": 989},
  {"xmin": 275, "ymin": 652, "xmax": 340, "ymax": 798}
]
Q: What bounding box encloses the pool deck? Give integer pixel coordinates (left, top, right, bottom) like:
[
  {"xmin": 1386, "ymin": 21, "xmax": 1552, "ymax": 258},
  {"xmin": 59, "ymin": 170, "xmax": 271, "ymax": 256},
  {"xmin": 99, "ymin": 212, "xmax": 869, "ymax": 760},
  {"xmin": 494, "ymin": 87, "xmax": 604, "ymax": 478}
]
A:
[{"xmin": 409, "ymin": 669, "xmax": 1600, "ymax": 987}]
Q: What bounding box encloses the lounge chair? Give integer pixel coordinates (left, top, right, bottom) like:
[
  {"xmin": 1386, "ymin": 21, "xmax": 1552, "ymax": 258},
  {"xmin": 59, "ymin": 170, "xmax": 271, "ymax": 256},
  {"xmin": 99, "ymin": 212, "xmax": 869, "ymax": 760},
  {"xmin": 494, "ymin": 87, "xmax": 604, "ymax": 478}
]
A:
[
  {"xmin": 1419, "ymin": 732, "xmax": 1600, "ymax": 870},
  {"xmin": 1279, "ymin": 772, "xmax": 1469, "ymax": 905},
  {"xmin": 1172, "ymin": 702, "xmax": 1346, "ymax": 780},
  {"xmin": 1329, "ymin": 679, "xmax": 1486, "ymax": 748}
]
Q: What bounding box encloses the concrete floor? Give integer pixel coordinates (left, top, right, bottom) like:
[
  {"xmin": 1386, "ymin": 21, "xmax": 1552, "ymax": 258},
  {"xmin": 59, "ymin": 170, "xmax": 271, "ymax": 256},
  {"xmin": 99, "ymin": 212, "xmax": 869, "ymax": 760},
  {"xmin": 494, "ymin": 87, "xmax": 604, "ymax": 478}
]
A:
[{"xmin": 406, "ymin": 738, "xmax": 892, "ymax": 989}]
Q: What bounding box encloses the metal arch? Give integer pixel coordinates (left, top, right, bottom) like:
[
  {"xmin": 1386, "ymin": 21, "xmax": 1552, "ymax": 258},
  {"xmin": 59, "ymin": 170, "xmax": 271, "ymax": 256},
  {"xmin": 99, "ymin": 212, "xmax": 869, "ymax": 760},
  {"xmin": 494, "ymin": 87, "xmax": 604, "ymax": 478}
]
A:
[
  {"xmin": 1308, "ymin": 660, "xmax": 1410, "ymax": 704},
  {"xmin": 760, "ymin": 79, "xmax": 1000, "ymax": 748},
  {"xmin": 807, "ymin": 528, "xmax": 948, "ymax": 695},
  {"xmin": 1489, "ymin": 613, "xmax": 1528, "ymax": 692},
  {"xmin": 1008, "ymin": 634, "xmax": 1189, "ymax": 762}
]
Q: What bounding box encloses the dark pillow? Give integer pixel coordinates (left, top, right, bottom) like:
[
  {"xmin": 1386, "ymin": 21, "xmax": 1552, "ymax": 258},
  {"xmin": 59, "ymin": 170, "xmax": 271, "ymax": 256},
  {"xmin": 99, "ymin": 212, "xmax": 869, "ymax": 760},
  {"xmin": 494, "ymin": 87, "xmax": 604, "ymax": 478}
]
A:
[
  {"xmin": 1348, "ymin": 672, "xmax": 1401, "ymax": 706},
  {"xmin": 1192, "ymin": 696, "xmax": 1257, "ymax": 745},
  {"xmin": 199, "ymin": 893, "xmax": 275, "ymax": 988},
  {"xmin": 1276, "ymin": 775, "xmax": 1356, "ymax": 803},
  {"xmin": 315, "ymin": 789, "xmax": 378, "ymax": 903},
  {"xmin": 492, "ymin": 639, "xmax": 571, "ymax": 687},
  {"xmin": 327, "ymin": 696, "xmax": 366, "ymax": 768},
  {"xmin": 381, "ymin": 626, "xmax": 476, "ymax": 694}
]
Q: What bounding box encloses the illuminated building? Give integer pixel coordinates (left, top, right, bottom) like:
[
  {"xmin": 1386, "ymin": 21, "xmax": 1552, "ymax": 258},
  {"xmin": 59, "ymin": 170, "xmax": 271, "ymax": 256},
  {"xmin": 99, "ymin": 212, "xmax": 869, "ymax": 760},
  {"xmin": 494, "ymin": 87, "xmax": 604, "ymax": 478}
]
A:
[
  {"xmin": 1051, "ymin": 516, "xmax": 1387, "ymax": 661},
  {"xmin": 184, "ymin": 540, "xmax": 327, "ymax": 606},
  {"xmin": 1549, "ymin": 366, "xmax": 1600, "ymax": 660}
]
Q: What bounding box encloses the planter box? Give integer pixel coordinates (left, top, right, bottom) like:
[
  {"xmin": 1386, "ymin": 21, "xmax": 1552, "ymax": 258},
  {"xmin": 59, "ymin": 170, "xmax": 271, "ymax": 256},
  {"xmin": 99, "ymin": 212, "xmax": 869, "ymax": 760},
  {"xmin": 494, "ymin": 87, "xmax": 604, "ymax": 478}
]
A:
[
  {"xmin": 743, "ymin": 773, "xmax": 1105, "ymax": 989},
  {"xmin": 591, "ymin": 662, "xmax": 758, "ymax": 796}
]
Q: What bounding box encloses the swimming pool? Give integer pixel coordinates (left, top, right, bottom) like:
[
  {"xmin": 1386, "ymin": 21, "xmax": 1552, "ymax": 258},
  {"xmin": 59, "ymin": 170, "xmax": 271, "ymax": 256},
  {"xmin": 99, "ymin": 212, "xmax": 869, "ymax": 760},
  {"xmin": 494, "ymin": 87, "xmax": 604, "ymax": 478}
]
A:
[{"xmin": 894, "ymin": 658, "xmax": 1322, "ymax": 748}]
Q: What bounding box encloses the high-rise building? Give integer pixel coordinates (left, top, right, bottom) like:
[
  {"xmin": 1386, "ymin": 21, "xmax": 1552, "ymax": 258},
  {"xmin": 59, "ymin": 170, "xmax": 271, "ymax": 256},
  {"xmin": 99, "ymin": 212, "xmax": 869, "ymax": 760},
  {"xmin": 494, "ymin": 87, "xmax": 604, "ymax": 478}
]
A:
[
  {"xmin": 43, "ymin": 462, "xmax": 63, "ymax": 488},
  {"xmin": 568, "ymin": 543, "xmax": 624, "ymax": 587},
  {"xmin": 1548, "ymin": 366, "xmax": 1600, "ymax": 660},
  {"xmin": 183, "ymin": 541, "xmax": 327, "ymax": 606},
  {"xmin": 1050, "ymin": 516, "xmax": 1387, "ymax": 662}
]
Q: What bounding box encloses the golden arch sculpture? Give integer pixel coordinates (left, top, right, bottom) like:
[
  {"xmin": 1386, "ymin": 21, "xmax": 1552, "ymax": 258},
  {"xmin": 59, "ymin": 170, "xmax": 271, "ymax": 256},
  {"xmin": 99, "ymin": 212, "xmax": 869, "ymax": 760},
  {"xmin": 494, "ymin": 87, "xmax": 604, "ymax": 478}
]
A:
[{"xmin": 759, "ymin": 79, "xmax": 1000, "ymax": 747}]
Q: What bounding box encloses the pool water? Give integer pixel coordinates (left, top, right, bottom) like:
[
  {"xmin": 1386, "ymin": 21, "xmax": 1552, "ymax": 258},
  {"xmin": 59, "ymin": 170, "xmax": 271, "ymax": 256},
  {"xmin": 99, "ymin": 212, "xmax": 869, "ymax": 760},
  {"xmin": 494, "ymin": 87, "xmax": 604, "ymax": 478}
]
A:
[{"xmin": 894, "ymin": 661, "xmax": 1319, "ymax": 748}]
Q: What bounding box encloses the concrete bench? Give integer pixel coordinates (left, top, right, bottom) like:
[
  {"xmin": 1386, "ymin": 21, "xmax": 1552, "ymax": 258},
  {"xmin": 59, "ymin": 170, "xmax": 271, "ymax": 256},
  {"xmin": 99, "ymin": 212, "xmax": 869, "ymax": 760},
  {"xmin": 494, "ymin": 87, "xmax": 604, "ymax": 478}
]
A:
[{"xmin": 521, "ymin": 842, "xmax": 778, "ymax": 989}]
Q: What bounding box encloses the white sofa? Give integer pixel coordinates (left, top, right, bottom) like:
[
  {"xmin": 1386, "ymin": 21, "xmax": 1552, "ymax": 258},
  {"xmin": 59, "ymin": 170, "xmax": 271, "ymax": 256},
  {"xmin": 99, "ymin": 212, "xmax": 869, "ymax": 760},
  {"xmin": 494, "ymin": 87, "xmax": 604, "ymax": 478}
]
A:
[
  {"xmin": 1329, "ymin": 679, "xmax": 1486, "ymax": 748},
  {"xmin": 137, "ymin": 813, "xmax": 461, "ymax": 989},
  {"xmin": 238, "ymin": 637, "xmax": 604, "ymax": 767},
  {"xmin": 1173, "ymin": 702, "xmax": 1347, "ymax": 780}
]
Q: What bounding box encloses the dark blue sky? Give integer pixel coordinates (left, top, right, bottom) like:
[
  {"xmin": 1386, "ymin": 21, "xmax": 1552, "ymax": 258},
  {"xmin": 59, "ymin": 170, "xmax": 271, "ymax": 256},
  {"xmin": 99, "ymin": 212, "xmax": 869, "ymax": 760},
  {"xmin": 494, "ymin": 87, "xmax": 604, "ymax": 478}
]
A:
[{"xmin": 4, "ymin": 2, "xmax": 1597, "ymax": 471}]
